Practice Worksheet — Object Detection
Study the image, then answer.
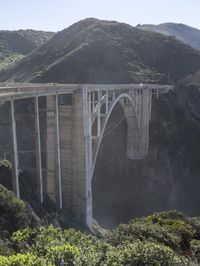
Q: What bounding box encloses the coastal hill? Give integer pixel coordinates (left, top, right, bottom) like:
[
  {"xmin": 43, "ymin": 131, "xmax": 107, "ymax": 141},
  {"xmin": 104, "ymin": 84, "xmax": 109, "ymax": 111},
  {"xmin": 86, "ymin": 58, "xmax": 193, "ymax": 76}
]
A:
[
  {"xmin": 0, "ymin": 18, "xmax": 200, "ymax": 83},
  {"xmin": 138, "ymin": 23, "xmax": 200, "ymax": 50}
]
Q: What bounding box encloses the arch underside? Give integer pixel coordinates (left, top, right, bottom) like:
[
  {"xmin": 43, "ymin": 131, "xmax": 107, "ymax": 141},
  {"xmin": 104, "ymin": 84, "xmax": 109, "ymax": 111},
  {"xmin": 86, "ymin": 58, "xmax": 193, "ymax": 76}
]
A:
[{"xmin": 91, "ymin": 93, "xmax": 143, "ymax": 178}]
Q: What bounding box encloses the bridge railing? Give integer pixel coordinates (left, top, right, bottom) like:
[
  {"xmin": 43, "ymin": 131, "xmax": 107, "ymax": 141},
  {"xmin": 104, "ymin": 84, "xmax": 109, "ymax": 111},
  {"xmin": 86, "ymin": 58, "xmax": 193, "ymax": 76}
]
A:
[{"xmin": 0, "ymin": 83, "xmax": 79, "ymax": 100}]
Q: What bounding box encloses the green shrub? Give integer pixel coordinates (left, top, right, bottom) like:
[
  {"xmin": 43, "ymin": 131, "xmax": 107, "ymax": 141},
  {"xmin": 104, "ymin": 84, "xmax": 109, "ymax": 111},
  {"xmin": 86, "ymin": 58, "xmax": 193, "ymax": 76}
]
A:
[
  {"xmin": 0, "ymin": 160, "xmax": 12, "ymax": 171},
  {"xmin": 145, "ymin": 210, "xmax": 187, "ymax": 222},
  {"xmin": 11, "ymin": 228, "xmax": 36, "ymax": 253},
  {"xmin": 107, "ymin": 220, "xmax": 180, "ymax": 249},
  {"xmin": 146, "ymin": 211, "xmax": 196, "ymax": 250},
  {"xmin": 0, "ymin": 240, "xmax": 14, "ymax": 256},
  {"xmin": 189, "ymin": 217, "xmax": 200, "ymax": 238},
  {"xmin": 0, "ymin": 253, "xmax": 47, "ymax": 266},
  {"xmin": 0, "ymin": 256, "xmax": 9, "ymax": 266},
  {"xmin": 0, "ymin": 185, "xmax": 39, "ymax": 236},
  {"xmin": 11, "ymin": 226, "xmax": 112, "ymax": 265},
  {"xmin": 63, "ymin": 228, "xmax": 114, "ymax": 265},
  {"xmin": 106, "ymin": 241, "xmax": 188, "ymax": 266},
  {"xmin": 31, "ymin": 225, "xmax": 63, "ymax": 256},
  {"xmin": 46, "ymin": 244, "xmax": 80, "ymax": 266},
  {"xmin": 190, "ymin": 239, "xmax": 200, "ymax": 263}
]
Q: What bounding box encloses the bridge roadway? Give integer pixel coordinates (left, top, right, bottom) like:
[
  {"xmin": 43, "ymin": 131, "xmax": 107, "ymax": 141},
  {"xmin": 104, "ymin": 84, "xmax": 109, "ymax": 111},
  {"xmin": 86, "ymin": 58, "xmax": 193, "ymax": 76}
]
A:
[
  {"xmin": 0, "ymin": 83, "xmax": 172, "ymax": 100},
  {"xmin": 0, "ymin": 83, "xmax": 173, "ymax": 227}
]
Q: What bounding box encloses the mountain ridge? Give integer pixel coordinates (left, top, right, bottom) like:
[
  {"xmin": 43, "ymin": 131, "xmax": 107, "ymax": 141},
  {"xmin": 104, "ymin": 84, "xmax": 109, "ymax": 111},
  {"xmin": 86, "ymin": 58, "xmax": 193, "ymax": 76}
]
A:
[
  {"xmin": 0, "ymin": 18, "xmax": 200, "ymax": 84},
  {"xmin": 138, "ymin": 22, "xmax": 200, "ymax": 50}
]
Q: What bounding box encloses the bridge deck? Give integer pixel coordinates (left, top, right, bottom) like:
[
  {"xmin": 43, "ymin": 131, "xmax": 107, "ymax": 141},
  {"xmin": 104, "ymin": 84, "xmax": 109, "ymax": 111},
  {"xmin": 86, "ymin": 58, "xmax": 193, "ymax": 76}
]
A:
[
  {"xmin": 0, "ymin": 83, "xmax": 173, "ymax": 100},
  {"xmin": 0, "ymin": 83, "xmax": 78, "ymax": 100}
]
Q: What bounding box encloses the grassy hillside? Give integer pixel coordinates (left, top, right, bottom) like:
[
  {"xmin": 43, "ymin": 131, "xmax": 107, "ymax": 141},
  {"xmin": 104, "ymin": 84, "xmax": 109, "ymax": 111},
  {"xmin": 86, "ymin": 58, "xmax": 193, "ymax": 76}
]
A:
[
  {"xmin": 138, "ymin": 23, "xmax": 200, "ymax": 51},
  {"xmin": 1, "ymin": 18, "xmax": 200, "ymax": 83},
  {"xmin": 0, "ymin": 30, "xmax": 54, "ymax": 71}
]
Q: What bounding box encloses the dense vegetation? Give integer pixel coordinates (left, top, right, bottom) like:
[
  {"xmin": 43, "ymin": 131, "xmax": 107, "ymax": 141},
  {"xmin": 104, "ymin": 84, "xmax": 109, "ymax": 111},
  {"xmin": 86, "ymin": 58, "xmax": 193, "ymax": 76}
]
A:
[
  {"xmin": 138, "ymin": 23, "xmax": 200, "ymax": 50},
  {"xmin": 0, "ymin": 160, "xmax": 200, "ymax": 265},
  {"xmin": 1, "ymin": 198, "xmax": 200, "ymax": 265},
  {"xmin": 0, "ymin": 30, "xmax": 54, "ymax": 71},
  {"xmin": 0, "ymin": 18, "xmax": 200, "ymax": 83}
]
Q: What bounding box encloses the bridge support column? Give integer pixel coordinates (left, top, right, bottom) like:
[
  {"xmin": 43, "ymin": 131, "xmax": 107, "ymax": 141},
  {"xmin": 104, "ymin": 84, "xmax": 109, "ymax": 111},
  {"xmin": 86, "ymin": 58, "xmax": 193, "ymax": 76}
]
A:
[
  {"xmin": 55, "ymin": 94, "xmax": 62, "ymax": 210},
  {"xmin": 10, "ymin": 98, "xmax": 20, "ymax": 198},
  {"xmin": 34, "ymin": 96, "xmax": 43, "ymax": 204},
  {"xmin": 71, "ymin": 85, "xmax": 93, "ymax": 226}
]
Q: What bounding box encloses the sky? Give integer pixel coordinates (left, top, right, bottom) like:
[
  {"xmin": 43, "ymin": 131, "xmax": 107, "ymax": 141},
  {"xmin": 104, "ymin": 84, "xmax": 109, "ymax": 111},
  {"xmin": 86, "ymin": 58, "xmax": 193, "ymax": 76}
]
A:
[{"xmin": 0, "ymin": 0, "xmax": 200, "ymax": 32}]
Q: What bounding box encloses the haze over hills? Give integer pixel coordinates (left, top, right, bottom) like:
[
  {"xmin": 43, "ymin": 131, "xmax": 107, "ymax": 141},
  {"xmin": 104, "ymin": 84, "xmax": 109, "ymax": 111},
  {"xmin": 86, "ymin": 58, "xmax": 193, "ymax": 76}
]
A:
[
  {"xmin": 0, "ymin": 18, "xmax": 200, "ymax": 84},
  {"xmin": 138, "ymin": 23, "xmax": 200, "ymax": 51},
  {"xmin": 0, "ymin": 30, "xmax": 55, "ymax": 71}
]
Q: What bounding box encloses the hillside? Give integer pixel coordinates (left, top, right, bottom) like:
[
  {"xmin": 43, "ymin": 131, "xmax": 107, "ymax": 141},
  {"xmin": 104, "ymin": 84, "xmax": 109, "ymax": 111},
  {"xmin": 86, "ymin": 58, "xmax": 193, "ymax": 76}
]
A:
[
  {"xmin": 0, "ymin": 30, "xmax": 54, "ymax": 71},
  {"xmin": 1, "ymin": 18, "xmax": 200, "ymax": 83},
  {"xmin": 138, "ymin": 23, "xmax": 200, "ymax": 50}
]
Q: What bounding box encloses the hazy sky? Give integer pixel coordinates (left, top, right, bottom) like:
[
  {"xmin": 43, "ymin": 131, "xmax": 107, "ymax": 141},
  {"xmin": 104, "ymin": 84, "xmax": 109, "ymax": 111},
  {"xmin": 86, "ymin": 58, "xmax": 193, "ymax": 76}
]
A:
[{"xmin": 1, "ymin": 0, "xmax": 200, "ymax": 32}]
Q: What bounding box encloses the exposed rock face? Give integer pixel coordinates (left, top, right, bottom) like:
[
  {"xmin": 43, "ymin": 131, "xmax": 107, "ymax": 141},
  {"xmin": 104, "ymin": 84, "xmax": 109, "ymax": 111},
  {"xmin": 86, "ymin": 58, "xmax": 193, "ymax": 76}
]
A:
[{"xmin": 93, "ymin": 85, "xmax": 200, "ymax": 228}]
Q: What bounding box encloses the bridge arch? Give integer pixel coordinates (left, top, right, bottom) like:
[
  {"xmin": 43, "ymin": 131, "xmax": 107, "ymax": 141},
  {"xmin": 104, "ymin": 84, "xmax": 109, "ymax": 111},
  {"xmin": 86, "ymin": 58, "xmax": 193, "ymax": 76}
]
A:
[{"xmin": 91, "ymin": 93, "xmax": 140, "ymax": 180}]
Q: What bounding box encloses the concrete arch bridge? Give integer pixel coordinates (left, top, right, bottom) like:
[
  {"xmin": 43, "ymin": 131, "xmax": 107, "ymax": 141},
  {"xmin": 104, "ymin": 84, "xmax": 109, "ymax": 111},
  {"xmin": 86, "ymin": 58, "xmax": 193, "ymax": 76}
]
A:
[{"xmin": 0, "ymin": 83, "xmax": 172, "ymax": 226}]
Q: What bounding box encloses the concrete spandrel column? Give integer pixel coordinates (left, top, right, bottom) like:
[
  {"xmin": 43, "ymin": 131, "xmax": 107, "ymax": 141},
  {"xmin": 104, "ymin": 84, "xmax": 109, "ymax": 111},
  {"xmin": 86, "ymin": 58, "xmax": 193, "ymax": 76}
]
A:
[
  {"xmin": 34, "ymin": 96, "xmax": 43, "ymax": 204},
  {"xmin": 97, "ymin": 91, "xmax": 101, "ymax": 137},
  {"xmin": 55, "ymin": 94, "xmax": 62, "ymax": 210},
  {"xmin": 10, "ymin": 98, "xmax": 20, "ymax": 198},
  {"xmin": 105, "ymin": 90, "xmax": 109, "ymax": 114}
]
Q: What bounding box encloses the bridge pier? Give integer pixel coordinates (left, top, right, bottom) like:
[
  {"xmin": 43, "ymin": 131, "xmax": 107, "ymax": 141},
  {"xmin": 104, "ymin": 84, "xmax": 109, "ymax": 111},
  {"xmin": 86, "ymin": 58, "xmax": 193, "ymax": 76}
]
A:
[
  {"xmin": 71, "ymin": 87, "xmax": 93, "ymax": 226},
  {"xmin": 46, "ymin": 87, "xmax": 93, "ymax": 226}
]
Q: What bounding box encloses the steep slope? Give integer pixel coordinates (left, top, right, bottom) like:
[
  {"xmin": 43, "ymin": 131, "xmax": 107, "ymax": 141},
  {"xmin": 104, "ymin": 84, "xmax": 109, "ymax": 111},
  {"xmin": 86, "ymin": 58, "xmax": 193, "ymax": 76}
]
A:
[
  {"xmin": 1, "ymin": 18, "xmax": 200, "ymax": 83},
  {"xmin": 0, "ymin": 30, "xmax": 55, "ymax": 70},
  {"xmin": 138, "ymin": 23, "xmax": 200, "ymax": 50}
]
